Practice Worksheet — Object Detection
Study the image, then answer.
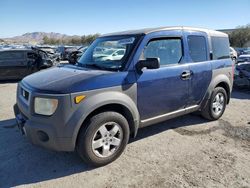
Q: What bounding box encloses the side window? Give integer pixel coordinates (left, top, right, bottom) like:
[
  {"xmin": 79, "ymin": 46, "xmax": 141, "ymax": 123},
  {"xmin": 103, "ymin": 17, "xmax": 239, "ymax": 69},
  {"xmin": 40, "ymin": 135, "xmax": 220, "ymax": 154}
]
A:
[
  {"xmin": 0, "ymin": 51, "xmax": 25, "ymax": 66},
  {"xmin": 8, "ymin": 51, "xmax": 25, "ymax": 60},
  {"xmin": 0, "ymin": 51, "xmax": 24, "ymax": 60},
  {"xmin": 0, "ymin": 51, "xmax": 12, "ymax": 60},
  {"xmin": 211, "ymin": 37, "xmax": 230, "ymax": 60},
  {"xmin": 142, "ymin": 38, "xmax": 182, "ymax": 66},
  {"xmin": 188, "ymin": 35, "xmax": 207, "ymax": 62}
]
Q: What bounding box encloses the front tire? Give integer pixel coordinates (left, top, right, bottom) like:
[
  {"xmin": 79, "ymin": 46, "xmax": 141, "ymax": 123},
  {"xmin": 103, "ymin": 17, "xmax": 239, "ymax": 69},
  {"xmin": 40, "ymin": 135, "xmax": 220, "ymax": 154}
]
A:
[
  {"xmin": 201, "ymin": 87, "xmax": 227, "ymax": 120},
  {"xmin": 76, "ymin": 111, "xmax": 129, "ymax": 167}
]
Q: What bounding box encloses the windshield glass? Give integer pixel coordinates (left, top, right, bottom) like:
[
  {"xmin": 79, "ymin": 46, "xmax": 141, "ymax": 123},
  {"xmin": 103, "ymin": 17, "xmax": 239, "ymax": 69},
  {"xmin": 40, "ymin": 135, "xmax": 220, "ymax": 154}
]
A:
[{"xmin": 78, "ymin": 35, "xmax": 138, "ymax": 70}]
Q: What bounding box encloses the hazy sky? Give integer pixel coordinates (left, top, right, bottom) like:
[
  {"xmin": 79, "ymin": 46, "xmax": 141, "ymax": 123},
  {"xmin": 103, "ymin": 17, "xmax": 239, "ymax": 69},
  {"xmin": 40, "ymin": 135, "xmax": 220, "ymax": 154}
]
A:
[{"xmin": 0, "ymin": 0, "xmax": 249, "ymax": 38}]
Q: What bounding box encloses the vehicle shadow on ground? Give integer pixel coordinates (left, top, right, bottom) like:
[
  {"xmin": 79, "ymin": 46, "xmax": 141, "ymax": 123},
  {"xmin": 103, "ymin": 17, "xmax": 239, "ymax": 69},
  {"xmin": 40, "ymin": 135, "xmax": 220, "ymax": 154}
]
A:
[
  {"xmin": 0, "ymin": 80, "xmax": 20, "ymax": 84},
  {"xmin": 0, "ymin": 118, "xmax": 16, "ymax": 128},
  {"xmin": 231, "ymin": 89, "xmax": 250, "ymax": 100},
  {"xmin": 131, "ymin": 114, "xmax": 208, "ymax": 143},
  {"xmin": 0, "ymin": 114, "xmax": 208, "ymax": 187},
  {"xmin": 0, "ymin": 118, "xmax": 93, "ymax": 188}
]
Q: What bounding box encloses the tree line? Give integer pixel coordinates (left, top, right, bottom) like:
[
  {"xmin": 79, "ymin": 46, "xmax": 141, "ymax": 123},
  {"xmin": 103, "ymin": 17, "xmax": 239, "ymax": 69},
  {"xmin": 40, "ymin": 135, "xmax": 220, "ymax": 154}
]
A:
[
  {"xmin": 24, "ymin": 24, "xmax": 250, "ymax": 48},
  {"xmin": 229, "ymin": 24, "xmax": 250, "ymax": 48},
  {"xmin": 43, "ymin": 34, "xmax": 100, "ymax": 45}
]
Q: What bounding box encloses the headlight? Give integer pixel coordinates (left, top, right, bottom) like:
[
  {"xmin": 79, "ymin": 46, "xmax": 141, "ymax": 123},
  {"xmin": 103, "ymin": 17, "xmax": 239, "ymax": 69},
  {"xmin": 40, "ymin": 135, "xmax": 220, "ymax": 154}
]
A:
[{"xmin": 34, "ymin": 97, "xmax": 58, "ymax": 116}]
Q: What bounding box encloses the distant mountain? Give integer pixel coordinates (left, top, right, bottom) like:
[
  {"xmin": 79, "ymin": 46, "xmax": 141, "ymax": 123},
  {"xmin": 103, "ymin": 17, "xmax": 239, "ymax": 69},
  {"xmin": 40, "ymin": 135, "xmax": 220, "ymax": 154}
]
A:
[{"xmin": 1, "ymin": 32, "xmax": 75, "ymax": 44}]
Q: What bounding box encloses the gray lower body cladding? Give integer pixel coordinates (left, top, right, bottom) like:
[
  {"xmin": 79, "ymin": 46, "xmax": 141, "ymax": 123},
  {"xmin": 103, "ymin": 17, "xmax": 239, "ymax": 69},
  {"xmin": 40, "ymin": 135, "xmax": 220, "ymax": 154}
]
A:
[{"xmin": 14, "ymin": 82, "xmax": 139, "ymax": 152}]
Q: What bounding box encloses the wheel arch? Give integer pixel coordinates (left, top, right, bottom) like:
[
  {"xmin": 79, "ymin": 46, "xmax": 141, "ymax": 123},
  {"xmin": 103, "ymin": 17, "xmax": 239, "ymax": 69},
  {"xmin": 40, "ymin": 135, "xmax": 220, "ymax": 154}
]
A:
[
  {"xmin": 81, "ymin": 103, "xmax": 138, "ymax": 136},
  {"xmin": 72, "ymin": 92, "xmax": 140, "ymax": 149},
  {"xmin": 200, "ymin": 74, "xmax": 232, "ymax": 110}
]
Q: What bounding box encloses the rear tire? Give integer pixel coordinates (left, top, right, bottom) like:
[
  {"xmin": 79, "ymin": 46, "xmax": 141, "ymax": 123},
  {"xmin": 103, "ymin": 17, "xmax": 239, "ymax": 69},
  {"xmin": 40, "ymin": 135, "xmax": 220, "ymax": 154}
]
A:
[
  {"xmin": 76, "ymin": 111, "xmax": 129, "ymax": 167},
  {"xmin": 201, "ymin": 87, "xmax": 227, "ymax": 120}
]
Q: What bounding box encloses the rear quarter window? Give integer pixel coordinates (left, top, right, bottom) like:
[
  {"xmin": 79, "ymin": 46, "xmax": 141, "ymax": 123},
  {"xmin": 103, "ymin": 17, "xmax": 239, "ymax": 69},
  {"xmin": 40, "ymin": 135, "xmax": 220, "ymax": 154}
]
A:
[
  {"xmin": 211, "ymin": 37, "xmax": 230, "ymax": 60},
  {"xmin": 187, "ymin": 35, "xmax": 207, "ymax": 62}
]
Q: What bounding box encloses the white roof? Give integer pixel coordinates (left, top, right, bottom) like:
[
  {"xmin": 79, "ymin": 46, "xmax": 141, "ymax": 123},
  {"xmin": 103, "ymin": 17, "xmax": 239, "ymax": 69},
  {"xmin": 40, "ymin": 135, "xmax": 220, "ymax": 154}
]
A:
[{"xmin": 102, "ymin": 26, "xmax": 228, "ymax": 37}]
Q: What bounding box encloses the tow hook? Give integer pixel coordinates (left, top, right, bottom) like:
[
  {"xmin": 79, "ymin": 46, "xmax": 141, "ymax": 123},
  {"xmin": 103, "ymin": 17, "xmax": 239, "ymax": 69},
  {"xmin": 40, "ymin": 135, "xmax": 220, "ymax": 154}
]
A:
[{"xmin": 16, "ymin": 114, "xmax": 26, "ymax": 135}]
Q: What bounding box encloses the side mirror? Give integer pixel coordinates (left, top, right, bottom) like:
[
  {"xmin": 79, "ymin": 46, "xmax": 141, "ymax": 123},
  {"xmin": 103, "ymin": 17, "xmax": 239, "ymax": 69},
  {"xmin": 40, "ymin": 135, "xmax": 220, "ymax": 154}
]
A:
[
  {"xmin": 136, "ymin": 58, "xmax": 160, "ymax": 72},
  {"xmin": 209, "ymin": 52, "xmax": 213, "ymax": 60}
]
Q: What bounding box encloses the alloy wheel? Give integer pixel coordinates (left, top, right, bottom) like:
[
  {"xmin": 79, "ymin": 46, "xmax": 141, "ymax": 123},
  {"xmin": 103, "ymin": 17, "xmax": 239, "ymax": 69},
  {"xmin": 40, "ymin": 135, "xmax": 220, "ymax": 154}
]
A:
[
  {"xmin": 91, "ymin": 122, "xmax": 123, "ymax": 158},
  {"xmin": 212, "ymin": 93, "xmax": 225, "ymax": 116}
]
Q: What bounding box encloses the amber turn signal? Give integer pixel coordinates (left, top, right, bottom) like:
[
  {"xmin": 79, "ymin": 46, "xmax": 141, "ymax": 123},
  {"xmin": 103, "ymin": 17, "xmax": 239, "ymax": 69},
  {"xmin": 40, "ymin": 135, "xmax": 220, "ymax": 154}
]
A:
[{"xmin": 75, "ymin": 95, "xmax": 86, "ymax": 104}]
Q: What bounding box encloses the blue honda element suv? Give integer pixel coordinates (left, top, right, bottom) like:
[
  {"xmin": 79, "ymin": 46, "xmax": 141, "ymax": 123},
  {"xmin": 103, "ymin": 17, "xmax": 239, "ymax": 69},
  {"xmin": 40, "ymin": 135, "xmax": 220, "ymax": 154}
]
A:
[{"xmin": 14, "ymin": 27, "xmax": 233, "ymax": 166}]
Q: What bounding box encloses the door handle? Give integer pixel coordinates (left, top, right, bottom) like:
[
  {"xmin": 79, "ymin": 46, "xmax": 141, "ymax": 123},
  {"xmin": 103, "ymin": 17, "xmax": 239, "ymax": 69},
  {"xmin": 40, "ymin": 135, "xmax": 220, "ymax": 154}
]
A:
[{"xmin": 181, "ymin": 70, "xmax": 192, "ymax": 80}]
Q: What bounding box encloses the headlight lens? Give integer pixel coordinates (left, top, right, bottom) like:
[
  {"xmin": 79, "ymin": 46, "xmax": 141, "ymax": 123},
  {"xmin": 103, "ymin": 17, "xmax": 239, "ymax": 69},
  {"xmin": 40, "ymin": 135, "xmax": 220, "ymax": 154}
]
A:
[{"xmin": 34, "ymin": 97, "xmax": 58, "ymax": 116}]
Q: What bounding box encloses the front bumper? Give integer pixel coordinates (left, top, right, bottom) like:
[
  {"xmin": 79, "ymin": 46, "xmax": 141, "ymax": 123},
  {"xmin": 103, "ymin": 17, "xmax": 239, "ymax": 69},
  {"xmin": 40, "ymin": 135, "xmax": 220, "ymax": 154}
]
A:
[
  {"xmin": 13, "ymin": 102, "xmax": 74, "ymax": 152},
  {"xmin": 14, "ymin": 81, "xmax": 80, "ymax": 152}
]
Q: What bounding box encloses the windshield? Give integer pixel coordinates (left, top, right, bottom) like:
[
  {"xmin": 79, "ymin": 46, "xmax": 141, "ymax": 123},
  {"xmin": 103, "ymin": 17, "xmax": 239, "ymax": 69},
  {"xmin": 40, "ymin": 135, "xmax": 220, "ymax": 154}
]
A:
[{"xmin": 78, "ymin": 35, "xmax": 139, "ymax": 71}]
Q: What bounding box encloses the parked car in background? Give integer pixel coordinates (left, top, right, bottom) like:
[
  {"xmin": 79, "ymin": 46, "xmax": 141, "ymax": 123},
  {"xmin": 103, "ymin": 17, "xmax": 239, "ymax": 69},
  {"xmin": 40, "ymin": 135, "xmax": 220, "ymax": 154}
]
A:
[
  {"xmin": 36, "ymin": 46, "xmax": 56, "ymax": 54},
  {"xmin": 243, "ymin": 49, "xmax": 250, "ymax": 55},
  {"xmin": 36, "ymin": 46, "xmax": 60, "ymax": 62},
  {"xmin": 55, "ymin": 46, "xmax": 78, "ymax": 60},
  {"xmin": 55, "ymin": 46, "xmax": 65, "ymax": 59},
  {"xmin": 94, "ymin": 49, "xmax": 126, "ymax": 61},
  {"xmin": 234, "ymin": 62, "xmax": 250, "ymax": 88},
  {"xmin": 64, "ymin": 46, "xmax": 78, "ymax": 60},
  {"xmin": 0, "ymin": 48, "xmax": 57, "ymax": 80},
  {"xmin": 68, "ymin": 46, "xmax": 88, "ymax": 64},
  {"xmin": 230, "ymin": 47, "xmax": 237, "ymax": 62},
  {"xmin": 94, "ymin": 47, "xmax": 107, "ymax": 54},
  {"xmin": 234, "ymin": 48, "xmax": 247, "ymax": 56},
  {"xmin": 1, "ymin": 45, "xmax": 12, "ymax": 50},
  {"xmin": 14, "ymin": 27, "xmax": 233, "ymax": 166},
  {"xmin": 237, "ymin": 54, "xmax": 250, "ymax": 64}
]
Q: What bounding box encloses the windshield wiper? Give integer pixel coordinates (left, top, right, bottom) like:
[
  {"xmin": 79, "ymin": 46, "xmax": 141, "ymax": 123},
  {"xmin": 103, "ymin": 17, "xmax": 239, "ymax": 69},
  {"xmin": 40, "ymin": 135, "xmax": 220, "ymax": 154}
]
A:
[
  {"xmin": 79, "ymin": 63, "xmax": 119, "ymax": 71},
  {"xmin": 83, "ymin": 63, "xmax": 107, "ymax": 70}
]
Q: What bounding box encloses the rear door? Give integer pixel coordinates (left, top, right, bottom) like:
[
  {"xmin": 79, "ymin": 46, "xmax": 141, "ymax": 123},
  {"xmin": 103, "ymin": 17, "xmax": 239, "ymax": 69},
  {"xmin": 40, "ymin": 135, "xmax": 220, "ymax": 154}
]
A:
[{"xmin": 184, "ymin": 31, "xmax": 212, "ymax": 106}]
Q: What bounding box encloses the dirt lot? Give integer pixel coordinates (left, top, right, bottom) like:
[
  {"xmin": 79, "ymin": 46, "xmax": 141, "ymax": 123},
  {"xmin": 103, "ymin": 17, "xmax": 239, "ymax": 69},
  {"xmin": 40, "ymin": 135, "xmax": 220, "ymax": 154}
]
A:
[{"xmin": 0, "ymin": 82, "xmax": 249, "ymax": 188}]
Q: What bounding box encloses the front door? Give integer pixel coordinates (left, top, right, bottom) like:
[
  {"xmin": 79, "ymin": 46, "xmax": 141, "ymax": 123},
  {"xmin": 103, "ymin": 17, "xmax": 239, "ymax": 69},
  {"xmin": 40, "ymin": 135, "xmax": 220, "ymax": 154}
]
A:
[{"xmin": 136, "ymin": 37, "xmax": 190, "ymax": 121}]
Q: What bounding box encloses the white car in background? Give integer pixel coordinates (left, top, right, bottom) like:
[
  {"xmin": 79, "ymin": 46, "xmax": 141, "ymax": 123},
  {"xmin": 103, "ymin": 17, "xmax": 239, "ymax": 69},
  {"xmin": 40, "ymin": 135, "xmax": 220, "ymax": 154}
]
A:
[
  {"xmin": 230, "ymin": 47, "xmax": 237, "ymax": 62},
  {"xmin": 95, "ymin": 49, "xmax": 125, "ymax": 61}
]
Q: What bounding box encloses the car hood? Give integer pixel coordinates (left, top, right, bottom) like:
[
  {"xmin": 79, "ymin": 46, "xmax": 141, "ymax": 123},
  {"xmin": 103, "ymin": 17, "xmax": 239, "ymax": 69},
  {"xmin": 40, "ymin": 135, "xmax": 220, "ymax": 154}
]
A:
[{"xmin": 22, "ymin": 65, "xmax": 131, "ymax": 94}]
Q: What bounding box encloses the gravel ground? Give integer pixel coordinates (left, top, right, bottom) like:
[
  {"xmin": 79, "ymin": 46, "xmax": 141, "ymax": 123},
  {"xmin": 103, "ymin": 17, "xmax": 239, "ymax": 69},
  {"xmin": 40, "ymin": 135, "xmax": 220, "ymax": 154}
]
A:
[{"xmin": 0, "ymin": 82, "xmax": 249, "ymax": 188}]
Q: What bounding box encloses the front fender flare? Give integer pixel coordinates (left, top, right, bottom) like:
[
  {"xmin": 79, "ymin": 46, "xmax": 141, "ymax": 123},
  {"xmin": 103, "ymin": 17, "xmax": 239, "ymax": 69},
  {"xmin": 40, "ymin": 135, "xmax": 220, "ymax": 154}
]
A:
[{"xmin": 71, "ymin": 91, "xmax": 140, "ymax": 148}]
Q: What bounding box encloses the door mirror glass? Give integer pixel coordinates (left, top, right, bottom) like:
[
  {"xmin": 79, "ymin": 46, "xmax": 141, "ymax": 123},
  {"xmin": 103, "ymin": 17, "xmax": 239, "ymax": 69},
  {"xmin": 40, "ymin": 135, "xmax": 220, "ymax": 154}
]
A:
[{"xmin": 136, "ymin": 58, "xmax": 160, "ymax": 72}]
